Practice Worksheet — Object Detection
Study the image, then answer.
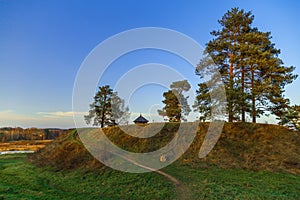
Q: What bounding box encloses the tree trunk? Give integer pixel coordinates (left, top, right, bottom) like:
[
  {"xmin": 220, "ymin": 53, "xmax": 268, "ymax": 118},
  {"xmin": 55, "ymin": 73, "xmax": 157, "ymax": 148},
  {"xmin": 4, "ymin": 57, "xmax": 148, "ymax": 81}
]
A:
[
  {"xmin": 251, "ymin": 69, "xmax": 256, "ymax": 123},
  {"xmin": 101, "ymin": 94, "xmax": 107, "ymax": 128},
  {"xmin": 228, "ymin": 60, "xmax": 234, "ymax": 122},
  {"xmin": 252, "ymin": 95, "xmax": 256, "ymax": 123},
  {"xmin": 241, "ymin": 65, "xmax": 245, "ymax": 122},
  {"xmin": 101, "ymin": 111, "xmax": 105, "ymax": 128}
]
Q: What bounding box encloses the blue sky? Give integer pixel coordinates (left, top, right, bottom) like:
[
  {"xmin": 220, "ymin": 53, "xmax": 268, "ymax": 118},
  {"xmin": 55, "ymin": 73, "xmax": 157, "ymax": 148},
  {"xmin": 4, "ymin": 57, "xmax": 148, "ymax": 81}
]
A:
[{"xmin": 0, "ymin": 0, "xmax": 299, "ymax": 128}]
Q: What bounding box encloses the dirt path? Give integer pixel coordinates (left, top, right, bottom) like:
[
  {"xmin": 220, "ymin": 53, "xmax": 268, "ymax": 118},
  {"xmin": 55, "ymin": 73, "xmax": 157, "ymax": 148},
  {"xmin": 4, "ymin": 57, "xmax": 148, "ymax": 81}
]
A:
[
  {"xmin": 155, "ymin": 169, "xmax": 186, "ymax": 200},
  {"xmin": 114, "ymin": 154, "xmax": 186, "ymax": 199}
]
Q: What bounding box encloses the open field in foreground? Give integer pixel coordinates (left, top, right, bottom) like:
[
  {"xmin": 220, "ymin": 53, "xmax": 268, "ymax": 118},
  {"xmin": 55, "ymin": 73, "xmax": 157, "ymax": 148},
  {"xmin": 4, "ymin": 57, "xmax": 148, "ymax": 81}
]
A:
[{"xmin": 0, "ymin": 154, "xmax": 300, "ymax": 199}]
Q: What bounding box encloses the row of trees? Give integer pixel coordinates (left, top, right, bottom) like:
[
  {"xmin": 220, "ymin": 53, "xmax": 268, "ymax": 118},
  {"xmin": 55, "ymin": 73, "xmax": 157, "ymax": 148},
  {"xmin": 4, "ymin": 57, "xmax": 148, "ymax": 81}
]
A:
[{"xmin": 85, "ymin": 8, "xmax": 299, "ymax": 131}]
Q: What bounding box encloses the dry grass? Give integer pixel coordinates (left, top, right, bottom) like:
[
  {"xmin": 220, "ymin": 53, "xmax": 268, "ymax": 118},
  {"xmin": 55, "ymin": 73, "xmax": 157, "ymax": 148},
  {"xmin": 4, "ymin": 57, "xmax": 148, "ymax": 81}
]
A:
[
  {"xmin": 27, "ymin": 130, "xmax": 104, "ymax": 171},
  {"xmin": 28, "ymin": 122, "xmax": 300, "ymax": 174},
  {"xmin": 183, "ymin": 122, "xmax": 300, "ymax": 174},
  {"xmin": 0, "ymin": 140, "xmax": 52, "ymax": 151}
]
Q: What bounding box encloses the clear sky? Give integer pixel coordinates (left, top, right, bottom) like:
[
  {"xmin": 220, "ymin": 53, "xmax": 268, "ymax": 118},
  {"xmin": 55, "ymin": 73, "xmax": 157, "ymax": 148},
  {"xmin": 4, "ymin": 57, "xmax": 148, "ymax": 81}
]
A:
[{"xmin": 0, "ymin": 0, "xmax": 299, "ymax": 128}]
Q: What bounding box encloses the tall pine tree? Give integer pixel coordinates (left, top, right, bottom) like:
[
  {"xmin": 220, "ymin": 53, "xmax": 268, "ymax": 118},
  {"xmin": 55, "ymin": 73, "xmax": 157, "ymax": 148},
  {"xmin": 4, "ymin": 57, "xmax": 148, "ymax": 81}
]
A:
[
  {"xmin": 84, "ymin": 85, "xmax": 129, "ymax": 127},
  {"xmin": 196, "ymin": 7, "xmax": 297, "ymax": 123},
  {"xmin": 205, "ymin": 8, "xmax": 254, "ymax": 122}
]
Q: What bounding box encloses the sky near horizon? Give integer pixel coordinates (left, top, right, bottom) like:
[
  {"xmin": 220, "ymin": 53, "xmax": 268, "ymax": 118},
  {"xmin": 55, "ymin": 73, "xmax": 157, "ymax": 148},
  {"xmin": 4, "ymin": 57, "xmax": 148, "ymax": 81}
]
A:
[{"xmin": 0, "ymin": 0, "xmax": 300, "ymax": 128}]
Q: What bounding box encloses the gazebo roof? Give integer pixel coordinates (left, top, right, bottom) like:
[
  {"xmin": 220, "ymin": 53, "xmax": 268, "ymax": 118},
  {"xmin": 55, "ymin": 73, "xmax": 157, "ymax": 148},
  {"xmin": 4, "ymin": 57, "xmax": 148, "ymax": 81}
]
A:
[{"xmin": 133, "ymin": 114, "xmax": 149, "ymax": 123}]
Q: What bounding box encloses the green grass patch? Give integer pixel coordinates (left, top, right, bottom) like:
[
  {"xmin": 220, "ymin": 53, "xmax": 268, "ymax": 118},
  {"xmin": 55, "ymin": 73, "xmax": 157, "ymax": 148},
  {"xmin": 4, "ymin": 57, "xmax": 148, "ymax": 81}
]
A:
[
  {"xmin": 1, "ymin": 154, "xmax": 300, "ymax": 199},
  {"xmin": 0, "ymin": 154, "xmax": 175, "ymax": 200},
  {"xmin": 164, "ymin": 162, "xmax": 300, "ymax": 199}
]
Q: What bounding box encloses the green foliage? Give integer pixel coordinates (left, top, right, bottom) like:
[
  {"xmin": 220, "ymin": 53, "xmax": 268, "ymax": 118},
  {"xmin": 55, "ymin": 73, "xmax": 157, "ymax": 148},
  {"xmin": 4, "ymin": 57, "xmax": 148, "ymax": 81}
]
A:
[
  {"xmin": 85, "ymin": 85, "xmax": 129, "ymax": 128},
  {"xmin": 280, "ymin": 105, "xmax": 300, "ymax": 131},
  {"xmin": 158, "ymin": 90, "xmax": 182, "ymax": 122},
  {"xmin": 170, "ymin": 80, "xmax": 191, "ymax": 94},
  {"xmin": 193, "ymin": 83, "xmax": 211, "ymax": 121},
  {"xmin": 196, "ymin": 7, "xmax": 297, "ymax": 123},
  {"xmin": 158, "ymin": 80, "xmax": 191, "ymax": 122}
]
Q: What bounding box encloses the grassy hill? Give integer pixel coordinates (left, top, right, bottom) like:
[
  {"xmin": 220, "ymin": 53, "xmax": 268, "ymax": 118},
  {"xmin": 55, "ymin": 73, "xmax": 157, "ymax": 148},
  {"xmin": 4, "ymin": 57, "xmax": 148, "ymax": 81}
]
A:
[
  {"xmin": 28, "ymin": 122, "xmax": 300, "ymax": 174},
  {"xmin": 1, "ymin": 122, "xmax": 300, "ymax": 199}
]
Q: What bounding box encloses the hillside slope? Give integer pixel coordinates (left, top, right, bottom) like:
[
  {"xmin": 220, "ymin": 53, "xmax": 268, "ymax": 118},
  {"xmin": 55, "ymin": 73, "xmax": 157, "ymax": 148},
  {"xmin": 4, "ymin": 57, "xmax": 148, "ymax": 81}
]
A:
[{"xmin": 28, "ymin": 122, "xmax": 300, "ymax": 174}]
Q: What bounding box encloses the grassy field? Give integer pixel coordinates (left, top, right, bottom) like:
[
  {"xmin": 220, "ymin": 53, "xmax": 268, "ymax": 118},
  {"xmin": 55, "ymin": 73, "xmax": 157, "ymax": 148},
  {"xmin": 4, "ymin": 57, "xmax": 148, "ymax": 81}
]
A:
[
  {"xmin": 1, "ymin": 154, "xmax": 300, "ymax": 199},
  {"xmin": 0, "ymin": 140, "xmax": 52, "ymax": 152},
  {"xmin": 0, "ymin": 154, "xmax": 175, "ymax": 200}
]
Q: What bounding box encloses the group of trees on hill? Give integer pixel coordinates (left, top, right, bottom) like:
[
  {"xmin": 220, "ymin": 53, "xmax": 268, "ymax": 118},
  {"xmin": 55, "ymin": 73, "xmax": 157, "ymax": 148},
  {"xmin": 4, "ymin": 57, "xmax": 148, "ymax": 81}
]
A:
[
  {"xmin": 195, "ymin": 8, "xmax": 297, "ymax": 125},
  {"xmin": 85, "ymin": 8, "xmax": 300, "ymax": 131}
]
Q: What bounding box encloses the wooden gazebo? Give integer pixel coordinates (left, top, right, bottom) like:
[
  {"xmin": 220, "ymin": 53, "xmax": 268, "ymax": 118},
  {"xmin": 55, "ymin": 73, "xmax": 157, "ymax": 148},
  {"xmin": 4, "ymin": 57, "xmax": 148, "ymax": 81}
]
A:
[{"xmin": 133, "ymin": 114, "xmax": 149, "ymax": 125}]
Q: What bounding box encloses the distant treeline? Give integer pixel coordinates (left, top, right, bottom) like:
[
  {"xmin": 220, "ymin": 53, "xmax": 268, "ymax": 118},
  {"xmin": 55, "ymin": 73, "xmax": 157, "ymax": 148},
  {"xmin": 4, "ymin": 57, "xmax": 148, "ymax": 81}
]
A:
[{"xmin": 0, "ymin": 127, "xmax": 71, "ymax": 142}]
